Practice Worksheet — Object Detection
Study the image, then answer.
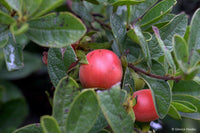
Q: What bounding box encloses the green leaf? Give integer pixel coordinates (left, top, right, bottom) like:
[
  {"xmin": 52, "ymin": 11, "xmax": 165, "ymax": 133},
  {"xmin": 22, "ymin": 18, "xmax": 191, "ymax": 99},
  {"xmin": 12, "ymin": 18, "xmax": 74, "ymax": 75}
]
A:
[
  {"xmin": 142, "ymin": 76, "xmax": 171, "ymax": 118},
  {"xmin": 97, "ymin": 84, "xmax": 134, "ymax": 133},
  {"xmin": 0, "ymin": 86, "xmax": 4, "ymax": 106},
  {"xmin": 33, "ymin": 0, "xmax": 65, "ymax": 18},
  {"xmin": 171, "ymin": 101, "xmax": 197, "ymax": 113},
  {"xmin": 184, "ymin": 26, "xmax": 190, "ymax": 43},
  {"xmin": 135, "ymin": 60, "xmax": 165, "ymax": 76},
  {"xmin": 188, "ymin": 9, "xmax": 200, "ymax": 68},
  {"xmin": 85, "ymin": 42, "xmax": 112, "ymax": 50},
  {"xmin": 0, "ymin": 52, "xmax": 42, "ymax": 80},
  {"xmin": 142, "ymin": 14, "xmax": 175, "ymax": 32},
  {"xmin": 0, "ymin": 80, "xmax": 23, "ymax": 102},
  {"xmin": 10, "ymin": 22, "xmax": 29, "ymax": 36},
  {"xmin": 66, "ymin": 89, "xmax": 99, "ymax": 133},
  {"xmin": 168, "ymin": 104, "xmax": 181, "ymax": 120},
  {"xmin": 173, "ymin": 94, "xmax": 200, "ymax": 120},
  {"xmin": 122, "ymin": 67, "xmax": 134, "ymax": 94},
  {"xmin": 0, "ymin": 28, "xmax": 9, "ymax": 48},
  {"xmin": 0, "ymin": 0, "xmax": 12, "ymax": 11},
  {"xmin": 172, "ymin": 80, "xmax": 200, "ymax": 97},
  {"xmin": 112, "ymin": 0, "xmax": 145, "ymax": 6},
  {"xmin": 22, "ymin": 0, "xmax": 42, "ymax": 17},
  {"xmin": 131, "ymin": 0, "xmax": 158, "ymax": 20},
  {"xmin": 85, "ymin": 0, "xmax": 100, "ymax": 5},
  {"xmin": 3, "ymin": 33, "xmax": 24, "ymax": 71},
  {"xmin": 173, "ymin": 34, "xmax": 188, "ymax": 72},
  {"xmin": 13, "ymin": 123, "xmax": 42, "ymax": 133},
  {"xmin": 127, "ymin": 30, "xmax": 152, "ymax": 43},
  {"xmin": 72, "ymin": 2, "xmax": 93, "ymax": 22},
  {"xmin": 47, "ymin": 48, "xmax": 66, "ymax": 87},
  {"xmin": 63, "ymin": 45, "xmax": 77, "ymax": 72},
  {"xmin": 5, "ymin": 0, "xmax": 22, "ymax": 14},
  {"xmin": 76, "ymin": 50, "xmax": 88, "ymax": 64},
  {"xmin": 110, "ymin": 14, "xmax": 126, "ymax": 54},
  {"xmin": 129, "ymin": 23, "xmax": 151, "ymax": 67},
  {"xmin": 140, "ymin": 0, "xmax": 176, "ymax": 27},
  {"xmin": 152, "ymin": 26, "xmax": 176, "ymax": 74},
  {"xmin": 149, "ymin": 13, "xmax": 188, "ymax": 58},
  {"xmin": 0, "ymin": 10, "xmax": 15, "ymax": 25},
  {"xmin": 89, "ymin": 109, "xmax": 108, "ymax": 133},
  {"xmin": 125, "ymin": 38, "xmax": 143, "ymax": 63},
  {"xmin": 52, "ymin": 76, "xmax": 80, "ymax": 133},
  {"xmin": 0, "ymin": 98, "xmax": 28, "ymax": 133},
  {"xmin": 41, "ymin": 116, "xmax": 61, "ymax": 133},
  {"xmin": 26, "ymin": 12, "xmax": 86, "ymax": 48}
]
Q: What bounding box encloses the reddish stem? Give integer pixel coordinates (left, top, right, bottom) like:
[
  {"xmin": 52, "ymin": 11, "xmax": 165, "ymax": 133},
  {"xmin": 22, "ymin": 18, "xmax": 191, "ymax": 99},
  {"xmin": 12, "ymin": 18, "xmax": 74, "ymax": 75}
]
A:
[{"xmin": 128, "ymin": 63, "xmax": 182, "ymax": 82}]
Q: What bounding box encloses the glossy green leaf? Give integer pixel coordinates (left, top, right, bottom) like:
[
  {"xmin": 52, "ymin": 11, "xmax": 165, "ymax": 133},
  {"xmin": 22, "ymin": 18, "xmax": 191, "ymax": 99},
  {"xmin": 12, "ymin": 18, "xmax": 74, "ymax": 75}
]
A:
[
  {"xmin": 172, "ymin": 80, "xmax": 200, "ymax": 97},
  {"xmin": 47, "ymin": 48, "xmax": 67, "ymax": 87},
  {"xmin": 10, "ymin": 22, "xmax": 29, "ymax": 36},
  {"xmin": 152, "ymin": 26, "xmax": 176, "ymax": 73},
  {"xmin": 33, "ymin": 0, "xmax": 65, "ymax": 18},
  {"xmin": 173, "ymin": 34, "xmax": 188, "ymax": 72},
  {"xmin": 97, "ymin": 84, "xmax": 134, "ymax": 133},
  {"xmin": 66, "ymin": 90, "xmax": 99, "ymax": 133},
  {"xmin": 63, "ymin": 45, "xmax": 77, "ymax": 71},
  {"xmin": 171, "ymin": 101, "xmax": 197, "ymax": 113},
  {"xmin": 129, "ymin": 23, "xmax": 151, "ymax": 67},
  {"xmin": 0, "ymin": 52, "xmax": 43, "ymax": 80},
  {"xmin": 140, "ymin": 0, "xmax": 176, "ymax": 27},
  {"xmin": 142, "ymin": 76, "xmax": 171, "ymax": 118},
  {"xmin": 3, "ymin": 33, "xmax": 24, "ymax": 71},
  {"xmin": 0, "ymin": 10, "xmax": 15, "ymax": 25},
  {"xmin": 26, "ymin": 12, "xmax": 86, "ymax": 48},
  {"xmin": 72, "ymin": 2, "xmax": 93, "ymax": 21},
  {"xmin": 89, "ymin": 109, "xmax": 108, "ymax": 133},
  {"xmin": 188, "ymin": 9, "xmax": 200, "ymax": 68},
  {"xmin": 122, "ymin": 67, "xmax": 134, "ymax": 94},
  {"xmin": 149, "ymin": 13, "xmax": 188, "ymax": 58},
  {"xmin": 168, "ymin": 104, "xmax": 181, "ymax": 120},
  {"xmin": 0, "ymin": 28, "xmax": 9, "ymax": 48},
  {"xmin": 110, "ymin": 14, "xmax": 126, "ymax": 54},
  {"xmin": 173, "ymin": 94, "xmax": 200, "ymax": 120},
  {"xmin": 131, "ymin": 0, "xmax": 158, "ymax": 20},
  {"xmin": 22, "ymin": 0, "xmax": 42, "ymax": 17},
  {"xmin": 13, "ymin": 123, "xmax": 42, "ymax": 133},
  {"xmin": 41, "ymin": 116, "xmax": 61, "ymax": 133},
  {"xmin": 5, "ymin": 0, "xmax": 22, "ymax": 14},
  {"xmin": 52, "ymin": 76, "xmax": 80, "ymax": 133},
  {"xmin": 112, "ymin": 0, "xmax": 145, "ymax": 6},
  {"xmin": 0, "ymin": 98, "xmax": 28, "ymax": 133}
]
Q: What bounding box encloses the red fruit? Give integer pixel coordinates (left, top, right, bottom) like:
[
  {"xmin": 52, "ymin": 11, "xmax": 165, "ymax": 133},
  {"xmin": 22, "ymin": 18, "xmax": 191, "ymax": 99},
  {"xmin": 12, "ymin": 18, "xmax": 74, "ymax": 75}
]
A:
[
  {"xmin": 133, "ymin": 89, "xmax": 159, "ymax": 122},
  {"xmin": 79, "ymin": 49, "xmax": 123, "ymax": 89}
]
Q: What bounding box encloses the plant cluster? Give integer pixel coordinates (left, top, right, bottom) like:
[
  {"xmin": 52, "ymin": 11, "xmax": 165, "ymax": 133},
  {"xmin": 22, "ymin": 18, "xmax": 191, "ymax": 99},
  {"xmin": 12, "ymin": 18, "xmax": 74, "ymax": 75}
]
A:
[{"xmin": 1, "ymin": 0, "xmax": 200, "ymax": 133}]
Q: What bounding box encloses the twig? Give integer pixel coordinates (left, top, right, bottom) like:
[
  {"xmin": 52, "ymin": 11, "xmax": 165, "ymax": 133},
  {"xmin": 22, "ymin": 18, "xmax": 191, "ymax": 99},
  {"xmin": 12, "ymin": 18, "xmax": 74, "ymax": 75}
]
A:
[
  {"xmin": 128, "ymin": 63, "xmax": 182, "ymax": 82},
  {"xmin": 92, "ymin": 13, "xmax": 104, "ymax": 18},
  {"xmin": 93, "ymin": 17, "xmax": 111, "ymax": 30}
]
